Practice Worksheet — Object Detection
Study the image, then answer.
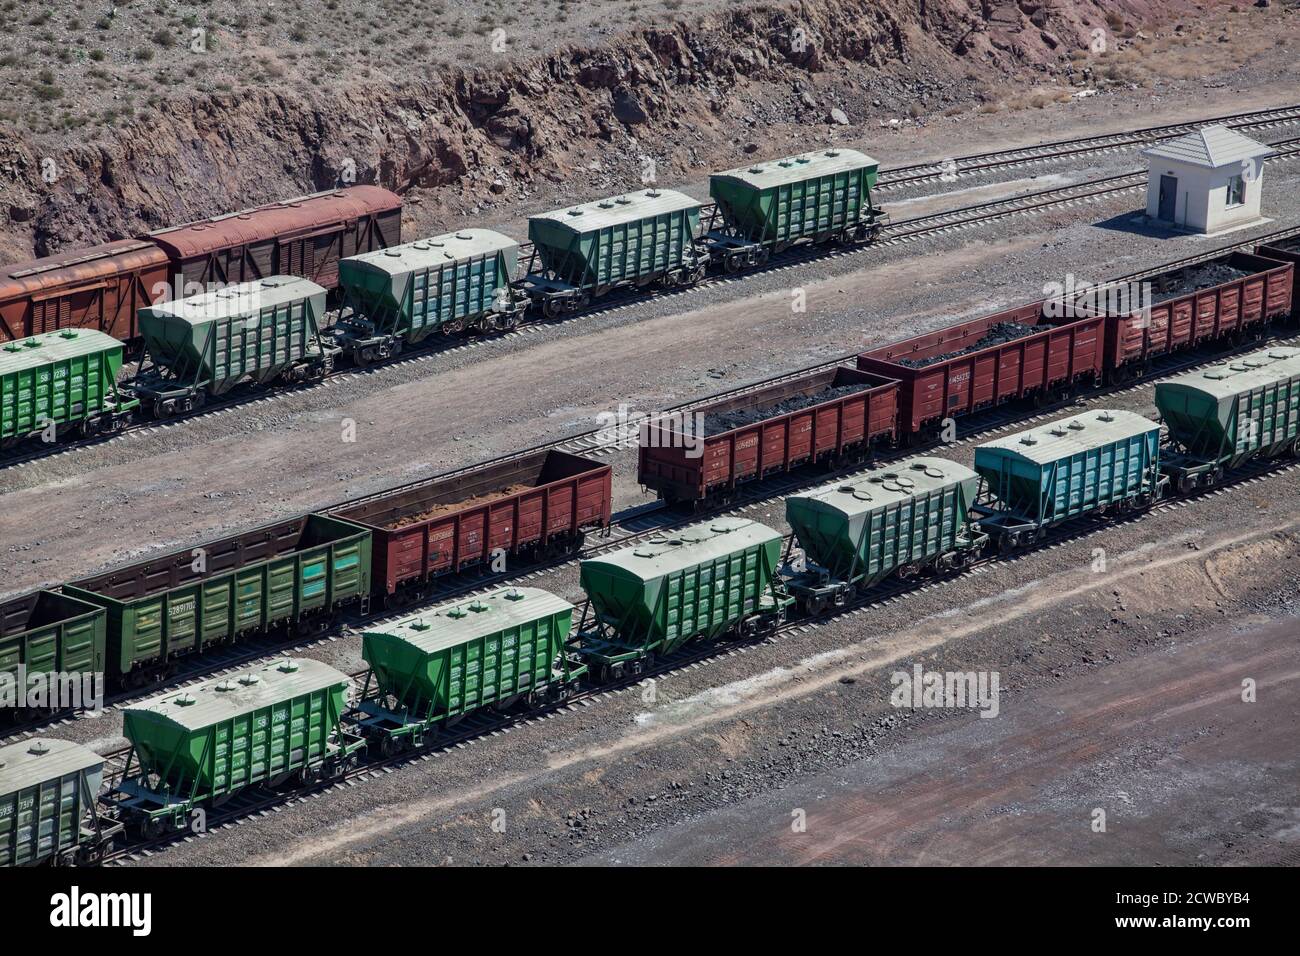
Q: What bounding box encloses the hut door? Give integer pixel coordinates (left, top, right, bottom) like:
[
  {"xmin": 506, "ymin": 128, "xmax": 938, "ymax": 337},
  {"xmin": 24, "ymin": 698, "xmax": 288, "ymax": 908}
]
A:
[{"xmin": 1157, "ymin": 175, "xmax": 1177, "ymax": 221}]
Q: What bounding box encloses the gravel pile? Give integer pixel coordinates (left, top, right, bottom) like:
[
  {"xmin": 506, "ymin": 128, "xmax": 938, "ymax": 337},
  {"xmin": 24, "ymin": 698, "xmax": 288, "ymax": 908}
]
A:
[
  {"xmin": 1152, "ymin": 261, "xmax": 1254, "ymax": 304},
  {"xmin": 706, "ymin": 383, "xmax": 869, "ymax": 432},
  {"xmin": 898, "ymin": 322, "xmax": 1039, "ymax": 368}
]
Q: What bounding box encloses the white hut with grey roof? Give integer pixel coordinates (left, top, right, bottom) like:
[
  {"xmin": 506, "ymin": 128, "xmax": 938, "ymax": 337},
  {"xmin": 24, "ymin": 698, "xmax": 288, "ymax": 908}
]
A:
[{"xmin": 1140, "ymin": 125, "xmax": 1274, "ymax": 235}]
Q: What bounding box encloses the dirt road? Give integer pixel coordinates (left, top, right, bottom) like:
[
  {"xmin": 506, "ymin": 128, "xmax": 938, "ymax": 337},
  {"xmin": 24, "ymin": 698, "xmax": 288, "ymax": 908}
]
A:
[{"xmin": 583, "ymin": 617, "xmax": 1300, "ymax": 866}]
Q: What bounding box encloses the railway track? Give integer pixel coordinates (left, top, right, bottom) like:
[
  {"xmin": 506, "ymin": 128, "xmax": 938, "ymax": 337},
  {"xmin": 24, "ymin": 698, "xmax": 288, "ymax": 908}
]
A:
[
  {"xmin": 10, "ymin": 326, "xmax": 1294, "ymax": 753},
  {"xmin": 6, "ymin": 129, "xmax": 1298, "ymax": 476},
  {"xmin": 98, "ymin": 439, "xmax": 1300, "ymax": 866},
  {"xmin": 874, "ymin": 102, "xmax": 1300, "ymax": 191}
]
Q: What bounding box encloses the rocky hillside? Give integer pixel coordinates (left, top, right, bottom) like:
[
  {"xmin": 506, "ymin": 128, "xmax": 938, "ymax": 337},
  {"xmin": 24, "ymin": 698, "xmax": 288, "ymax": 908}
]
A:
[{"xmin": 0, "ymin": 0, "xmax": 1241, "ymax": 259}]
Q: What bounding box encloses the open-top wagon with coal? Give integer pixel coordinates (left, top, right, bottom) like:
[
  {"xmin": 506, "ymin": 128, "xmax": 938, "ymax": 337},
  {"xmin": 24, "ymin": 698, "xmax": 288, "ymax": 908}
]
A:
[
  {"xmin": 705, "ymin": 148, "xmax": 886, "ymax": 272},
  {"xmin": 523, "ymin": 188, "xmax": 704, "ymax": 318},
  {"xmin": 348, "ymin": 586, "xmax": 582, "ymax": 754},
  {"xmin": 638, "ymin": 365, "xmax": 900, "ymax": 507},
  {"xmin": 1090, "ymin": 251, "xmax": 1293, "ymax": 377},
  {"xmin": 1155, "ymin": 345, "xmax": 1300, "ymax": 491},
  {"xmin": 0, "ymin": 590, "xmax": 106, "ymax": 718},
  {"xmin": 109, "ymin": 658, "xmax": 363, "ymax": 835},
  {"xmin": 856, "ymin": 301, "xmax": 1104, "ymax": 439},
  {"xmin": 1256, "ymin": 238, "xmax": 1300, "ymax": 323},
  {"xmin": 331, "ymin": 228, "xmax": 529, "ymax": 365}
]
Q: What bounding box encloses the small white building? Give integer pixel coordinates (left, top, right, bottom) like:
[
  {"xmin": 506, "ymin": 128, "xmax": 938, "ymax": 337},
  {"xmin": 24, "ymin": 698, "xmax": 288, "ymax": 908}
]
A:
[{"xmin": 1140, "ymin": 125, "xmax": 1274, "ymax": 235}]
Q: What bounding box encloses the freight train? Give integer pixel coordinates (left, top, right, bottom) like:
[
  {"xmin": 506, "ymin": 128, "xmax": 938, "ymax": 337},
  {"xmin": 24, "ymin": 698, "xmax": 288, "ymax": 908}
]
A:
[
  {"xmin": 2, "ymin": 254, "xmax": 1298, "ymax": 701},
  {"xmin": 4, "ymin": 341, "xmax": 1297, "ymax": 861},
  {"xmin": 3, "ymin": 225, "xmax": 1295, "ymax": 449},
  {"xmin": 1, "ymin": 149, "xmax": 893, "ymax": 445}
]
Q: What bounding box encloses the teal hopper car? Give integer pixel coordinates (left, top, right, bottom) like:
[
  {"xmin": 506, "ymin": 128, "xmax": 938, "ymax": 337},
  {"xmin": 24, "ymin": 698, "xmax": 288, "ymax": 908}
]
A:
[
  {"xmin": 130, "ymin": 275, "xmax": 335, "ymax": 418},
  {"xmin": 0, "ymin": 328, "xmax": 137, "ymax": 447},
  {"xmin": 973, "ymin": 409, "xmax": 1165, "ymax": 550},
  {"xmin": 706, "ymin": 148, "xmax": 885, "ymax": 273},
  {"xmin": 0, "ymin": 737, "xmax": 121, "ymax": 866},
  {"xmin": 783, "ymin": 458, "xmax": 987, "ymax": 615},
  {"xmin": 524, "ymin": 188, "xmax": 704, "ymax": 318},
  {"xmin": 1156, "ymin": 345, "xmax": 1300, "ymax": 491},
  {"xmin": 577, "ymin": 517, "xmax": 790, "ymax": 682},
  {"xmin": 110, "ymin": 658, "xmax": 363, "ymax": 835},
  {"xmin": 349, "ymin": 586, "xmax": 580, "ymax": 754},
  {"xmin": 331, "ymin": 229, "xmax": 528, "ymax": 364}
]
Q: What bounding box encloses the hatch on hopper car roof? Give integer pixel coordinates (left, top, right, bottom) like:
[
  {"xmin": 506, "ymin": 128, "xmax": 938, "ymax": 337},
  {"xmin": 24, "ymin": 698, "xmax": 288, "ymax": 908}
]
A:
[
  {"xmin": 141, "ymin": 275, "xmax": 326, "ymax": 323},
  {"xmin": 1162, "ymin": 345, "xmax": 1300, "ymax": 398},
  {"xmin": 712, "ymin": 148, "xmax": 878, "ymax": 188},
  {"xmin": 344, "ymin": 228, "xmax": 519, "ymax": 275},
  {"xmin": 126, "ymin": 658, "xmax": 345, "ymax": 730},
  {"xmin": 367, "ymin": 586, "xmax": 574, "ymax": 654},
  {"xmin": 531, "ymin": 188, "xmax": 700, "ymax": 231},
  {"xmin": 0, "ymin": 328, "xmax": 123, "ymax": 374},
  {"xmin": 978, "ymin": 409, "xmax": 1158, "ymax": 465},
  {"xmin": 795, "ymin": 458, "xmax": 973, "ymax": 510},
  {"xmin": 0, "ymin": 737, "xmax": 104, "ymax": 794}
]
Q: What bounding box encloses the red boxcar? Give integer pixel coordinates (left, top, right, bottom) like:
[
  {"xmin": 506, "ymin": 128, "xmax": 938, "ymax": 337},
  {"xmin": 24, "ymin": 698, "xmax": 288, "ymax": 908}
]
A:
[
  {"xmin": 147, "ymin": 185, "xmax": 402, "ymax": 292},
  {"xmin": 0, "ymin": 239, "xmax": 169, "ymax": 343},
  {"xmin": 856, "ymin": 303, "xmax": 1104, "ymax": 436},
  {"xmin": 1256, "ymin": 241, "xmax": 1300, "ymax": 324},
  {"xmin": 332, "ymin": 450, "xmax": 611, "ymax": 598},
  {"xmin": 638, "ymin": 366, "xmax": 900, "ymax": 505},
  {"xmin": 1095, "ymin": 251, "xmax": 1294, "ymax": 375}
]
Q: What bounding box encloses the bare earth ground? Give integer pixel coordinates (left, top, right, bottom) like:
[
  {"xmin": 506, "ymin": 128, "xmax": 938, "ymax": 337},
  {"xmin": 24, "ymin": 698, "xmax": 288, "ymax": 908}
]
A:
[{"xmin": 582, "ymin": 617, "xmax": 1300, "ymax": 866}]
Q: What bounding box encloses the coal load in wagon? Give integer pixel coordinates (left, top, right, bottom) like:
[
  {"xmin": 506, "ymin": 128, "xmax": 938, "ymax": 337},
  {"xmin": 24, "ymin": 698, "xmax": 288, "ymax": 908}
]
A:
[
  {"xmin": 1151, "ymin": 262, "xmax": 1252, "ymax": 305},
  {"xmin": 898, "ymin": 322, "xmax": 1039, "ymax": 369},
  {"xmin": 706, "ymin": 383, "xmax": 871, "ymax": 432}
]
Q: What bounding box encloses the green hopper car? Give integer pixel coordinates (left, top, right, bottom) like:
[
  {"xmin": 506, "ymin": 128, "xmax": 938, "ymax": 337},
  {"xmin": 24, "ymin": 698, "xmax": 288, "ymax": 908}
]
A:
[
  {"xmin": 1, "ymin": 590, "xmax": 106, "ymax": 715},
  {"xmin": 525, "ymin": 188, "xmax": 704, "ymax": 318},
  {"xmin": 111, "ymin": 658, "xmax": 363, "ymax": 834},
  {"xmin": 0, "ymin": 328, "xmax": 137, "ymax": 447},
  {"xmin": 332, "ymin": 229, "xmax": 528, "ymax": 365},
  {"xmin": 65, "ymin": 514, "xmax": 372, "ymax": 686},
  {"xmin": 706, "ymin": 148, "xmax": 884, "ymax": 272},
  {"xmin": 577, "ymin": 517, "xmax": 789, "ymax": 681},
  {"xmin": 1, "ymin": 738, "xmax": 121, "ymax": 866},
  {"xmin": 131, "ymin": 275, "xmax": 335, "ymax": 417},
  {"xmin": 350, "ymin": 586, "xmax": 580, "ymax": 753},
  {"xmin": 973, "ymin": 409, "xmax": 1165, "ymax": 550},
  {"xmin": 783, "ymin": 458, "xmax": 987, "ymax": 615},
  {"xmin": 1156, "ymin": 345, "xmax": 1300, "ymax": 491}
]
